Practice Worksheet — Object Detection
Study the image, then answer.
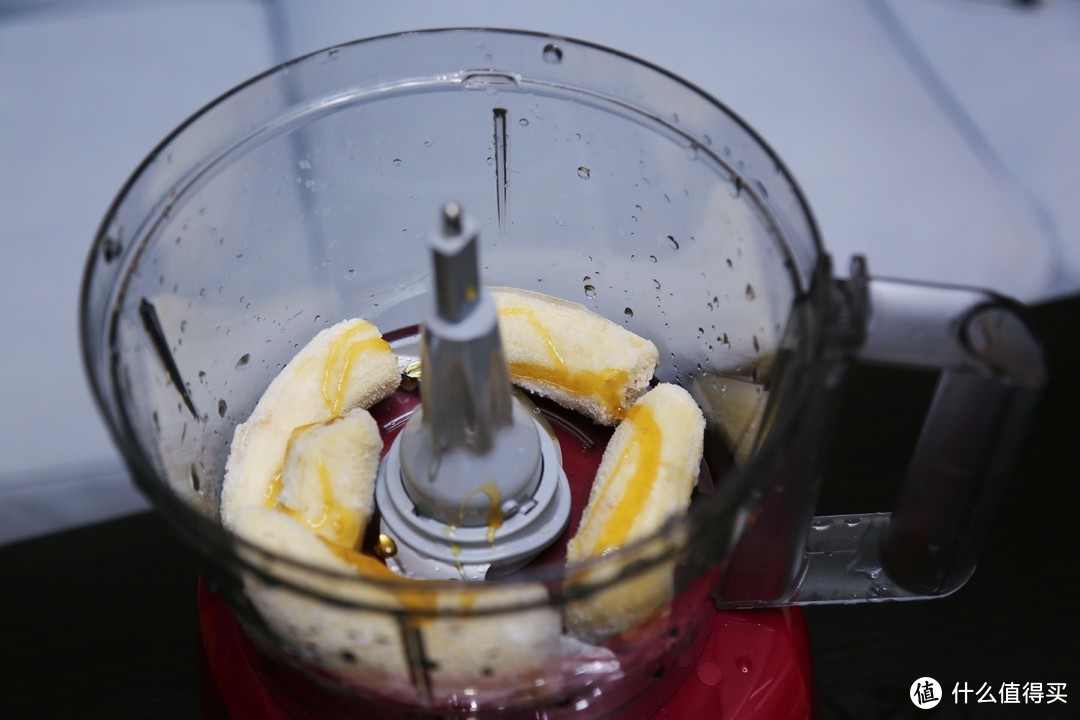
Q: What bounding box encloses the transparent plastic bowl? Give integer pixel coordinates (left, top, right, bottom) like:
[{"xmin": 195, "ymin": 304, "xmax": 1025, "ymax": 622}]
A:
[{"xmin": 82, "ymin": 28, "xmax": 836, "ymax": 717}]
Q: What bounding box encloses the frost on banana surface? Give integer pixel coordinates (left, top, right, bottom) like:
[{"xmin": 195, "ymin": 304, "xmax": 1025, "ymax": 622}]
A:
[{"xmin": 565, "ymin": 383, "xmax": 705, "ymax": 642}]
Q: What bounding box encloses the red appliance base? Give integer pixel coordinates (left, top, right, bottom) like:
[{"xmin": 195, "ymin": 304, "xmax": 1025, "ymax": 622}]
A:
[{"xmin": 198, "ymin": 581, "xmax": 812, "ymax": 719}]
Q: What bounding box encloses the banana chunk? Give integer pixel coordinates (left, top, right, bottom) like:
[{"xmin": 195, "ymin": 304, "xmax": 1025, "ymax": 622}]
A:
[
  {"xmin": 221, "ymin": 318, "xmax": 399, "ymax": 527},
  {"xmin": 267, "ymin": 409, "xmax": 382, "ymax": 550},
  {"xmin": 565, "ymin": 383, "xmax": 705, "ymax": 641},
  {"xmin": 493, "ymin": 288, "xmax": 658, "ymax": 425},
  {"xmin": 233, "ymin": 507, "xmax": 561, "ymax": 700}
]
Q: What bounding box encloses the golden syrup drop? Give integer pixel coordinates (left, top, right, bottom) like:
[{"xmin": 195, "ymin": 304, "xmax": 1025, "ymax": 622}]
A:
[{"xmin": 375, "ymin": 534, "xmax": 398, "ymax": 559}]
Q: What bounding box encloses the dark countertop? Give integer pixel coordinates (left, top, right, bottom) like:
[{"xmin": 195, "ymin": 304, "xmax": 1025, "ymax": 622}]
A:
[{"xmin": 2, "ymin": 295, "xmax": 1077, "ymax": 719}]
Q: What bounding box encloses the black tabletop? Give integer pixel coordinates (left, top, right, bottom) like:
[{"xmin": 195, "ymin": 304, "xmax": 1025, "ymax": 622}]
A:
[{"xmin": 3, "ymin": 295, "xmax": 1077, "ymax": 719}]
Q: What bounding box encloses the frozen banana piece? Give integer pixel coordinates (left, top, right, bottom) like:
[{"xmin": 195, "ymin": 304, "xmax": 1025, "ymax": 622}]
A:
[
  {"xmin": 565, "ymin": 383, "xmax": 705, "ymax": 642},
  {"xmin": 233, "ymin": 507, "xmax": 561, "ymax": 700},
  {"xmin": 221, "ymin": 318, "xmax": 399, "ymax": 527},
  {"xmin": 492, "ymin": 287, "xmax": 658, "ymax": 425},
  {"xmin": 266, "ymin": 409, "xmax": 382, "ymax": 550},
  {"xmin": 232, "ymin": 506, "xmax": 412, "ymax": 684}
]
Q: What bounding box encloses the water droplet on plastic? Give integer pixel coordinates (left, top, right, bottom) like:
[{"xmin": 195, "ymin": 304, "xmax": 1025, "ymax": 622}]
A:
[
  {"xmin": 667, "ymin": 235, "xmax": 679, "ymax": 250},
  {"xmin": 726, "ymin": 258, "xmax": 733, "ymax": 269},
  {"xmin": 624, "ymin": 307, "xmax": 634, "ymax": 318},
  {"xmin": 304, "ymin": 179, "xmax": 316, "ymax": 190},
  {"xmin": 486, "ymin": 156, "xmax": 494, "ymax": 165},
  {"xmin": 423, "ymin": 140, "xmax": 431, "ymax": 148},
  {"xmin": 844, "ymin": 517, "xmax": 861, "ymax": 527},
  {"xmin": 754, "ymin": 180, "xmax": 769, "ymax": 198},
  {"xmin": 653, "ymin": 279, "xmax": 661, "ymax": 291},
  {"xmin": 584, "ymin": 284, "xmax": 597, "ymax": 298},
  {"xmin": 542, "ymin": 44, "xmax": 563, "ymax": 63},
  {"xmin": 102, "ymin": 237, "xmax": 122, "ymax": 262},
  {"xmin": 298, "ymin": 160, "xmax": 311, "ymax": 170},
  {"xmin": 736, "ymin": 657, "xmax": 751, "ymax": 674},
  {"xmin": 577, "ymin": 166, "xmax": 591, "ymax": 180},
  {"xmin": 217, "ymin": 399, "xmax": 227, "ymax": 417},
  {"xmin": 345, "ymin": 269, "xmax": 356, "ymax": 280},
  {"xmin": 235, "ymin": 353, "xmax": 250, "ymax": 369},
  {"xmin": 649, "ymin": 255, "xmax": 657, "ymax": 263},
  {"xmin": 752, "ymin": 335, "xmax": 760, "ymax": 353},
  {"xmin": 745, "ymin": 284, "xmax": 756, "ymax": 301},
  {"xmin": 518, "ymin": 117, "xmax": 529, "ymax": 127},
  {"xmin": 392, "ymin": 158, "xmax": 402, "ymax": 167},
  {"xmin": 731, "ymin": 176, "xmax": 743, "ymax": 198}
]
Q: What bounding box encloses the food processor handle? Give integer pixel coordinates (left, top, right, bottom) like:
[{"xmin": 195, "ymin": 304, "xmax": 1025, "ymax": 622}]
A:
[{"xmin": 791, "ymin": 257, "xmax": 1045, "ymax": 603}]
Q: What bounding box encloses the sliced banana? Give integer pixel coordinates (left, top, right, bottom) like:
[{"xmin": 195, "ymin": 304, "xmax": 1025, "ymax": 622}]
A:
[
  {"xmin": 492, "ymin": 287, "xmax": 658, "ymax": 425},
  {"xmin": 233, "ymin": 507, "xmax": 561, "ymax": 699},
  {"xmin": 223, "ymin": 313, "xmax": 563, "ymax": 695},
  {"xmin": 565, "ymin": 383, "xmax": 705, "ymax": 642},
  {"xmin": 267, "ymin": 409, "xmax": 382, "ymax": 550},
  {"xmin": 221, "ymin": 318, "xmax": 399, "ymax": 528}
]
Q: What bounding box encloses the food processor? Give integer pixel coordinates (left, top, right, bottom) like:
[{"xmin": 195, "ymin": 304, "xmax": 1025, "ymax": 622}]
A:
[{"xmin": 80, "ymin": 29, "xmax": 1044, "ymax": 718}]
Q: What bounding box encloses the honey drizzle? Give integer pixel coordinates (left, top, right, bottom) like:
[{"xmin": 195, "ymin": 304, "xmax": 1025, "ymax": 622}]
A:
[
  {"xmin": 458, "ymin": 481, "xmax": 504, "ymax": 543},
  {"xmin": 264, "ymin": 471, "xmax": 283, "ymax": 505},
  {"xmin": 324, "ymin": 542, "xmax": 480, "ymax": 622},
  {"xmin": 498, "ymin": 305, "xmax": 629, "ymax": 418},
  {"xmin": 321, "ymin": 322, "xmax": 391, "ymax": 416},
  {"xmin": 586, "ymin": 403, "xmax": 662, "ymax": 555},
  {"xmin": 262, "ymin": 421, "xmax": 363, "ymax": 549}
]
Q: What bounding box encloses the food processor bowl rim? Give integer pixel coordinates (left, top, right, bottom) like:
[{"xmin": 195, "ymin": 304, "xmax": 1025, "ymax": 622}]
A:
[{"xmin": 80, "ymin": 27, "xmax": 830, "ymax": 605}]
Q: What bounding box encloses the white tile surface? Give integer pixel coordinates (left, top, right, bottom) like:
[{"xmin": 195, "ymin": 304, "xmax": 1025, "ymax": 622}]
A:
[{"xmin": 1, "ymin": 0, "xmax": 1076, "ymax": 542}]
